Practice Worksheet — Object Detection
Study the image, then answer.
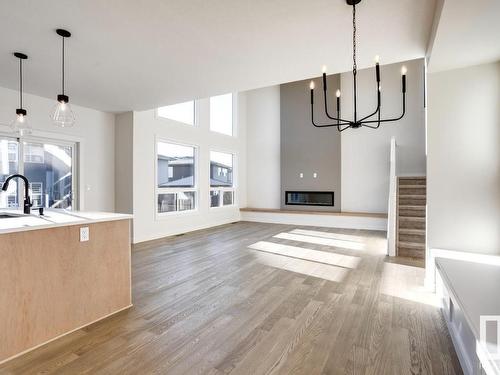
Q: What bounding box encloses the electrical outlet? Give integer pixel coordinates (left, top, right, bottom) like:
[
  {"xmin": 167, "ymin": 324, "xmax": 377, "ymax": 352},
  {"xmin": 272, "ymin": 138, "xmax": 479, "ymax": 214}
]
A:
[{"xmin": 80, "ymin": 227, "xmax": 90, "ymax": 242}]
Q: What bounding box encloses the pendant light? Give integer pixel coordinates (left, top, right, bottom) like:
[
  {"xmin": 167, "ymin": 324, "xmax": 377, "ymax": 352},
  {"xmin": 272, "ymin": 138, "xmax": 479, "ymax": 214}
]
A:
[
  {"xmin": 11, "ymin": 52, "xmax": 32, "ymax": 136},
  {"xmin": 51, "ymin": 29, "xmax": 75, "ymax": 127}
]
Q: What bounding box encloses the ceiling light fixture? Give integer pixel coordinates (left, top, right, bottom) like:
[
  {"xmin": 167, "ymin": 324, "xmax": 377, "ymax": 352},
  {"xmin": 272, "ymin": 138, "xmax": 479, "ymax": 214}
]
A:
[
  {"xmin": 11, "ymin": 52, "xmax": 32, "ymax": 136},
  {"xmin": 51, "ymin": 29, "xmax": 75, "ymax": 128},
  {"xmin": 310, "ymin": 0, "xmax": 407, "ymax": 131}
]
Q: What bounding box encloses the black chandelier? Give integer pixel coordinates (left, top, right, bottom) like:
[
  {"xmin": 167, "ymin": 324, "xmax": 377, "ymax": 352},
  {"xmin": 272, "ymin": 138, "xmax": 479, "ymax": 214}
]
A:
[{"xmin": 310, "ymin": 0, "xmax": 407, "ymax": 131}]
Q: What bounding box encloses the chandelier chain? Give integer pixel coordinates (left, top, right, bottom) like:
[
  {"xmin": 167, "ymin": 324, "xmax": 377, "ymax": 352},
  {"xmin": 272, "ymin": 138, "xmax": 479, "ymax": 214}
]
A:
[{"xmin": 352, "ymin": 3, "xmax": 357, "ymax": 75}]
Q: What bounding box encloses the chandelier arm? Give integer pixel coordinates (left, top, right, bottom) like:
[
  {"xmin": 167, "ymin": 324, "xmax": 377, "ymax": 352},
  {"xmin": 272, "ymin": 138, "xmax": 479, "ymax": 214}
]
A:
[
  {"xmin": 362, "ymin": 106, "xmax": 382, "ymax": 129},
  {"xmin": 323, "ymin": 91, "xmax": 350, "ymax": 123},
  {"xmin": 312, "ymin": 103, "xmax": 350, "ymax": 128},
  {"xmin": 362, "ymin": 92, "xmax": 406, "ymax": 124},
  {"xmin": 358, "ymin": 87, "xmax": 381, "ymax": 122},
  {"xmin": 337, "ymin": 124, "xmax": 352, "ymax": 132}
]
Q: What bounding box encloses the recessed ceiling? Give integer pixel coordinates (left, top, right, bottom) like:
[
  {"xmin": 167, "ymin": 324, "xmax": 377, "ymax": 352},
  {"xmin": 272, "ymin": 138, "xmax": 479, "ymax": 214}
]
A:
[
  {"xmin": 0, "ymin": 0, "xmax": 436, "ymax": 112},
  {"xmin": 427, "ymin": 0, "xmax": 500, "ymax": 73}
]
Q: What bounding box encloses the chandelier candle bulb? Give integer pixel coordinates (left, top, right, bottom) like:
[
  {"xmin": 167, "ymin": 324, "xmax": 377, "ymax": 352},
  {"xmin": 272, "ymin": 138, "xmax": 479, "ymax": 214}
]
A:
[{"xmin": 310, "ymin": 81, "xmax": 315, "ymax": 104}]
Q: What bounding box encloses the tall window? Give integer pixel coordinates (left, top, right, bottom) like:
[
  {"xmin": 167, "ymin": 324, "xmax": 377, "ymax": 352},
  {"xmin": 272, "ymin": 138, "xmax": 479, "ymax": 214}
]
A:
[
  {"xmin": 157, "ymin": 141, "xmax": 197, "ymax": 214},
  {"xmin": 210, "ymin": 151, "xmax": 235, "ymax": 208},
  {"xmin": 157, "ymin": 101, "xmax": 195, "ymax": 126},
  {"xmin": 0, "ymin": 137, "xmax": 76, "ymax": 210},
  {"xmin": 210, "ymin": 94, "xmax": 233, "ymax": 136}
]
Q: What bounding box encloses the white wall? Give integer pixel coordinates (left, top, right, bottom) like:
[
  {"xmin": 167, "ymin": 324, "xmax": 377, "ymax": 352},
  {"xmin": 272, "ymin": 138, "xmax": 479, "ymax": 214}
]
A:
[
  {"xmin": 132, "ymin": 94, "xmax": 247, "ymax": 243},
  {"xmin": 246, "ymin": 86, "xmax": 281, "ymax": 209},
  {"xmin": 0, "ymin": 86, "xmax": 115, "ymax": 212},
  {"xmin": 340, "ymin": 58, "xmax": 426, "ymax": 213},
  {"xmin": 427, "ymin": 61, "xmax": 500, "ymax": 256}
]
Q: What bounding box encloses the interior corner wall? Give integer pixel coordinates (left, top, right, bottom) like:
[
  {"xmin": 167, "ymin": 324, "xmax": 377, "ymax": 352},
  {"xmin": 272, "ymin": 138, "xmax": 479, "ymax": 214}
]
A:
[
  {"xmin": 246, "ymin": 86, "xmax": 281, "ymax": 209},
  {"xmin": 340, "ymin": 58, "xmax": 426, "ymax": 213},
  {"xmin": 131, "ymin": 93, "xmax": 247, "ymax": 244},
  {"xmin": 115, "ymin": 112, "xmax": 134, "ymax": 214},
  {"xmin": 427, "ymin": 61, "xmax": 500, "ymax": 256},
  {"xmin": 0, "ymin": 86, "xmax": 116, "ymax": 213}
]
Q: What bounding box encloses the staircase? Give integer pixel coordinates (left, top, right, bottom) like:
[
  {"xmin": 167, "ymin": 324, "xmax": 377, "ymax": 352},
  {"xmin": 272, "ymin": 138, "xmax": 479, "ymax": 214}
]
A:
[{"xmin": 397, "ymin": 176, "xmax": 426, "ymax": 260}]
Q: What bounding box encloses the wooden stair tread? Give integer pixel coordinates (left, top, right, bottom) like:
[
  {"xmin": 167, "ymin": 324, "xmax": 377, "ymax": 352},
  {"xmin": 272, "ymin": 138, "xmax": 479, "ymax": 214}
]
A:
[
  {"xmin": 399, "ymin": 205, "xmax": 425, "ymax": 209},
  {"xmin": 398, "ymin": 241, "xmax": 425, "ymax": 249},
  {"xmin": 398, "ymin": 176, "xmax": 426, "ymax": 180},
  {"xmin": 398, "ymin": 228, "xmax": 425, "ymax": 234},
  {"xmin": 399, "ymin": 195, "xmax": 426, "ymax": 198}
]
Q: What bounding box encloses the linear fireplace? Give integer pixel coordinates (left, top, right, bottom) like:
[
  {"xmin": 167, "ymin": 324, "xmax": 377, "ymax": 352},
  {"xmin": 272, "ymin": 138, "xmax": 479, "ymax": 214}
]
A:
[{"xmin": 285, "ymin": 191, "xmax": 334, "ymax": 207}]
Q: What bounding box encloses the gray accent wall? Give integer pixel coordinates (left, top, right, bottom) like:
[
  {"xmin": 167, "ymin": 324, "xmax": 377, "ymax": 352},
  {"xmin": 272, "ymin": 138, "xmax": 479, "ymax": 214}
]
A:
[{"xmin": 280, "ymin": 74, "xmax": 342, "ymax": 211}]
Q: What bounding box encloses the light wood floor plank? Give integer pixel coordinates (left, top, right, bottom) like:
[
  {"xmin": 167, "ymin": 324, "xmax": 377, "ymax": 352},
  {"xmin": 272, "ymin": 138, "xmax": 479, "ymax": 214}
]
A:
[{"xmin": 0, "ymin": 222, "xmax": 462, "ymax": 375}]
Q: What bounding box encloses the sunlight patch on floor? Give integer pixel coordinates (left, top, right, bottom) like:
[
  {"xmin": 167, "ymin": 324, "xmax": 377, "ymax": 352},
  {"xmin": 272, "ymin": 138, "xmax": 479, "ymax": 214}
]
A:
[
  {"xmin": 248, "ymin": 241, "xmax": 360, "ymax": 269},
  {"xmin": 274, "ymin": 232, "xmax": 366, "ymax": 250},
  {"xmin": 251, "ymin": 250, "xmax": 349, "ymax": 282},
  {"xmin": 380, "ymin": 262, "xmax": 439, "ymax": 307},
  {"xmin": 290, "ymin": 229, "xmax": 366, "ymax": 243}
]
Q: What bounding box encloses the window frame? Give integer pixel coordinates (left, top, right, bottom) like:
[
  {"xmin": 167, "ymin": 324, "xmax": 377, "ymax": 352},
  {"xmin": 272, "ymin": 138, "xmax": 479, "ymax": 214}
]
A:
[
  {"xmin": 209, "ymin": 93, "xmax": 237, "ymax": 137},
  {"xmin": 155, "ymin": 101, "xmax": 197, "ymax": 127},
  {"xmin": 209, "ymin": 149, "xmax": 237, "ymax": 209},
  {"xmin": 0, "ymin": 133, "xmax": 79, "ymax": 210},
  {"xmin": 155, "ymin": 137, "xmax": 199, "ymax": 218}
]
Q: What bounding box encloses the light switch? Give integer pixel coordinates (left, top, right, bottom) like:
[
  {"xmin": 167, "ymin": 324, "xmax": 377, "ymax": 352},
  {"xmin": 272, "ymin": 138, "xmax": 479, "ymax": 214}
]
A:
[
  {"xmin": 80, "ymin": 227, "xmax": 90, "ymax": 242},
  {"xmin": 313, "ymin": 173, "xmax": 318, "ymax": 178},
  {"xmin": 299, "ymin": 173, "xmax": 304, "ymax": 178}
]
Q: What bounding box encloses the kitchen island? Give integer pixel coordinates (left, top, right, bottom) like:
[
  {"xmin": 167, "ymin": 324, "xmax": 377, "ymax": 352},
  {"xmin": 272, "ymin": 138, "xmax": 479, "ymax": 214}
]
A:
[{"xmin": 0, "ymin": 209, "xmax": 133, "ymax": 364}]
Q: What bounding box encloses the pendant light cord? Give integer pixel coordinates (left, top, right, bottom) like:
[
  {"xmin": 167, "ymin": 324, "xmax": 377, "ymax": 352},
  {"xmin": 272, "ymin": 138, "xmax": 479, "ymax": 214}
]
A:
[
  {"xmin": 19, "ymin": 58, "xmax": 23, "ymax": 109},
  {"xmin": 62, "ymin": 36, "xmax": 65, "ymax": 96}
]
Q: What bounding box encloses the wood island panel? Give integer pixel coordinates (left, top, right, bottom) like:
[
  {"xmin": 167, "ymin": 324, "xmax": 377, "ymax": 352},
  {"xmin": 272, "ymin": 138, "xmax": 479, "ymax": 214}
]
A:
[{"xmin": 0, "ymin": 219, "xmax": 132, "ymax": 363}]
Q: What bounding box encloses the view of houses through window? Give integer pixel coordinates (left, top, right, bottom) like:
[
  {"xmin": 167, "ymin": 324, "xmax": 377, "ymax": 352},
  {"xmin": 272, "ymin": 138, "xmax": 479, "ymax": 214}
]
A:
[
  {"xmin": 210, "ymin": 150, "xmax": 234, "ymax": 208},
  {"xmin": 157, "ymin": 141, "xmax": 197, "ymax": 213},
  {"xmin": 0, "ymin": 137, "xmax": 75, "ymax": 210}
]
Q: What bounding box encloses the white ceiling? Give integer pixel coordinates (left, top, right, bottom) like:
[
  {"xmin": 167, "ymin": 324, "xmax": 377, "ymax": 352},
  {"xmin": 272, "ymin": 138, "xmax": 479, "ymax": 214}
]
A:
[
  {"xmin": 428, "ymin": 0, "xmax": 500, "ymax": 73},
  {"xmin": 0, "ymin": 0, "xmax": 436, "ymax": 112}
]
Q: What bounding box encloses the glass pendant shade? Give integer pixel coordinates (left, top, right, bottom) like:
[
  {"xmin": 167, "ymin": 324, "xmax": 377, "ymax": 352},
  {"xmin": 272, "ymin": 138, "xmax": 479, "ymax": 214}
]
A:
[
  {"xmin": 51, "ymin": 98, "xmax": 75, "ymax": 128},
  {"xmin": 11, "ymin": 110, "xmax": 32, "ymax": 136}
]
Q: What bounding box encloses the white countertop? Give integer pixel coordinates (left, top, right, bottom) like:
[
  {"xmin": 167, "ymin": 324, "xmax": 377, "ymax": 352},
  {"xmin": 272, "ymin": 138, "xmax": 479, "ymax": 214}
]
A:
[
  {"xmin": 436, "ymin": 257, "xmax": 500, "ymax": 374},
  {"xmin": 0, "ymin": 209, "xmax": 133, "ymax": 234}
]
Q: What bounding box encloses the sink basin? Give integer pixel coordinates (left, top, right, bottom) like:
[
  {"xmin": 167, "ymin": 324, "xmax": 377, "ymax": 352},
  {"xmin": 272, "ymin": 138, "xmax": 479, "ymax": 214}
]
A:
[{"xmin": 0, "ymin": 213, "xmax": 26, "ymax": 219}]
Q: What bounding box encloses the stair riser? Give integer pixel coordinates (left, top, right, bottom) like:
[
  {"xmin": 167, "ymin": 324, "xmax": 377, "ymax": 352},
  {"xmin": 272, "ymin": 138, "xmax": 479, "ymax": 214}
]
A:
[
  {"xmin": 398, "ymin": 233, "xmax": 425, "ymax": 243},
  {"xmin": 399, "ymin": 220, "xmax": 425, "ymax": 230},
  {"xmin": 399, "ymin": 209, "xmax": 425, "ymax": 217},
  {"xmin": 399, "ymin": 179, "xmax": 426, "ymax": 186},
  {"xmin": 398, "ymin": 248, "xmax": 425, "ymax": 259},
  {"xmin": 399, "ymin": 187, "xmax": 426, "ymax": 196},
  {"xmin": 399, "ymin": 198, "xmax": 426, "ymax": 206}
]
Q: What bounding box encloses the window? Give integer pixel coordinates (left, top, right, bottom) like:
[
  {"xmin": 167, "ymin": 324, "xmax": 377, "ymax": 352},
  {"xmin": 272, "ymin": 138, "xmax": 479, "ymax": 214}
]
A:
[
  {"xmin": 0, "ymin": 137, "xmax": 76, "ymax": 210},
  {"xmin": 210, "ymin": 93, "xmax": 233, "ymax": 136},
  {"xmin": 0, "ymin": 138, "xmax": 19, "ymax": 208},
  {"xmin": 157, "ymin": 101, "xmax": 195, "ymax": 125},
  {"xmin": 210, "ymin": 150, "xmax": 235, "ymax": 207},
  {"xmin": 157, "ymin": 141, "xmax": 197, "ymax": 214}
]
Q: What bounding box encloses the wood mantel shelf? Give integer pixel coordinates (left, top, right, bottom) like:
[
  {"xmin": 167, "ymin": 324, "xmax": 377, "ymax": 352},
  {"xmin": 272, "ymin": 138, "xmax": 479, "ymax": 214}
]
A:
[{"xmin": 240, "ymin": 207, "xmax": 387, "ymax": 219}]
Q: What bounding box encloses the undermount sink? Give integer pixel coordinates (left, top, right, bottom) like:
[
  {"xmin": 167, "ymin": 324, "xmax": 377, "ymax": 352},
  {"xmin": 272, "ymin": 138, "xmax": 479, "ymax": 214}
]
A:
[{"xmin": 0, "ymin": 213, "xmax": 26, "ymax": 219}]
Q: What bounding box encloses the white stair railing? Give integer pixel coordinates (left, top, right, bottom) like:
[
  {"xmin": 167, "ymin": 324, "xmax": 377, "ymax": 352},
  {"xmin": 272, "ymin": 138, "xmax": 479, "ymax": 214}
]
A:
[{"xmin": 387, "ymin": 137, "xmax": 397, "ymax": 256}]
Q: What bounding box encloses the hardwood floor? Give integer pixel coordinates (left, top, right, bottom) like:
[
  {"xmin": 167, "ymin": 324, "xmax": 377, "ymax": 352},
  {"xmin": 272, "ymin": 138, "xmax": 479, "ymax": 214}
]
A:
[{"xmin": 0, "ymin": 222, "xmax": 462, "ymax": 374}]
